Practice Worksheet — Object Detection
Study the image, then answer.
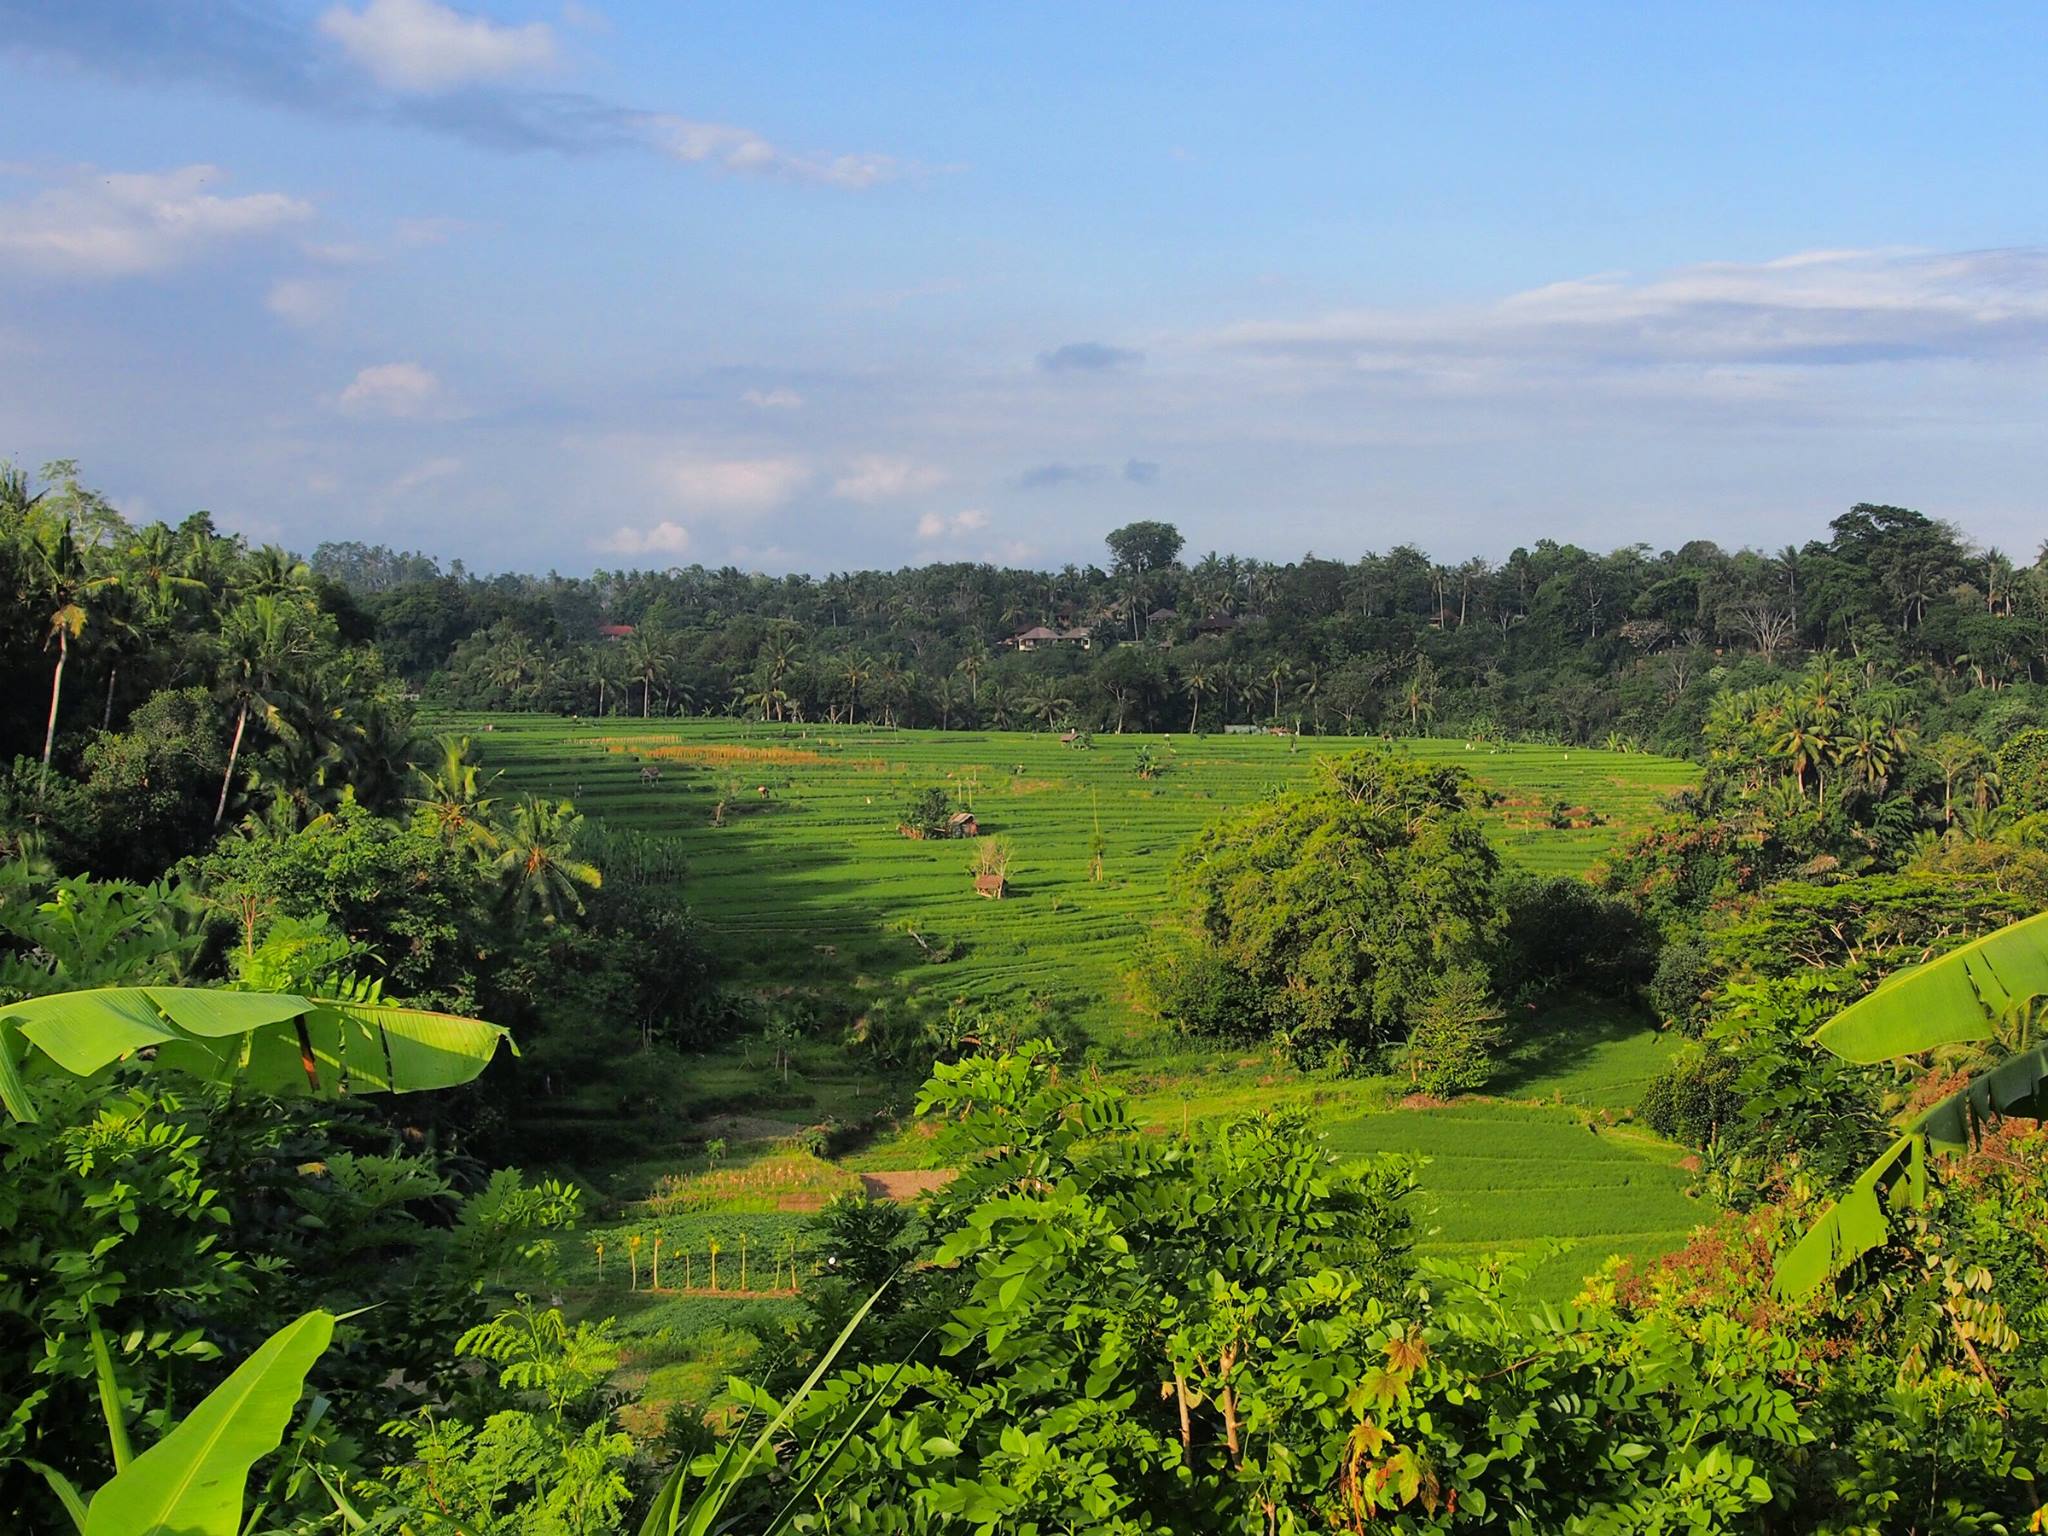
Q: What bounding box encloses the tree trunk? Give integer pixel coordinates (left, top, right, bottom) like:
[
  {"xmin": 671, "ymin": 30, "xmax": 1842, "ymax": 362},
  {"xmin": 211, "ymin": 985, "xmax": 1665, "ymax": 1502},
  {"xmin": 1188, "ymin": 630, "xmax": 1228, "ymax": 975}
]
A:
[
  {"xmin": 642, "ymin": 675, "xmax": 650, "ymax": 717},
  {"xmin": 41, "ymin": 633, "xmax": 67, "ymax": 767},
  {"xmin": 103, "ymin": 664, "xmax": 119, "ymax": 730},
  {"xmin": 1189, "ymin": 693, "xmax": 1201, "ymax": 733},
  {"xmin": 214, "ymin": 700, "xmax": 249, "ymax": 828}
]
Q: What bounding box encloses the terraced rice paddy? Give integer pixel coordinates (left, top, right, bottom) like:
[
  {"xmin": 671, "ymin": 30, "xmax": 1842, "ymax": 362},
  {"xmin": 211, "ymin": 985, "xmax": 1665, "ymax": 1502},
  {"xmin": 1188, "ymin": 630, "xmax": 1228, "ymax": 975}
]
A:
[
  {"xmin": 463, "ymin": 712, "xmax": 1705, "ymax": 1312},
  {"xmin": 449, "ymin": 712, "xmax": 1694, "ymax": 1043}
]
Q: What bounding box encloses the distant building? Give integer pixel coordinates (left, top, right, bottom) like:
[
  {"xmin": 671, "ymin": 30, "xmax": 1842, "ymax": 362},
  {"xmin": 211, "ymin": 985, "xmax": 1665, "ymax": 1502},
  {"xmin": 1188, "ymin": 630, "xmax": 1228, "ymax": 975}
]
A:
[
  {"xmin": 596, "ymin": 623, "xmax": 636, "ymax": 640},
  {"xmin": 1191, "ymin": 615, "xmax": 1239, "ymax": 636},
  {"xmin": 946, "ymin": 811, "xmax": 980, "ymax": 838},
  {"xmin": 1011, "ymin": 625, "xmax": 1093, "ymax": 652}
]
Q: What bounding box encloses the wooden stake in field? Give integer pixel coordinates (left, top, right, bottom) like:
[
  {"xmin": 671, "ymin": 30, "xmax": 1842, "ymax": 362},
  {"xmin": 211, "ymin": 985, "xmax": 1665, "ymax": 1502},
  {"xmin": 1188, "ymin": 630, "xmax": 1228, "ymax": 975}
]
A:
[
  {"xmin": 651, "ymin": 1233, "xmax": 662, "ymax": 1290},
  {"xmin": 593, "ymin": 1237, "xmax": 605, "ymax": 1285},
  {"xmin": 628, "ymin": 1233, "xmax": 642, "ymax": 1291},
  {"xmin": 709, "ymin": 1236, "xmax": 721, "ymax": 1291},
  {"xmin": 740, "ymin": 1232, "xmax": 748, "ymax": 1290},
  {"xmin": 685, "ymin": 1251, "xmax": 692, "ymax": 1290}
]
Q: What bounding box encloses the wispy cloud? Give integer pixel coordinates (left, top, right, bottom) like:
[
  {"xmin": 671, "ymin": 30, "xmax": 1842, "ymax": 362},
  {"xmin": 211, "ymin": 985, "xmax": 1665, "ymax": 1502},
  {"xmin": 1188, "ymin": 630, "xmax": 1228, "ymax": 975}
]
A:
[
  {"xmin": 338, "ymin": 360, "xmax": 449, "ymax": 418},
  {"xmin": 833, "ymin": 454, "xmax": 945, "ymax": 502},
  {"xmin": 5, "ymin": 0, "xmax": 905, "ymax": 187},
  {"xmin": 1217, "ymin": 248, "xmax": 2048, "ymax": 377},
  {"xmin": 653, "ymin": 451, "xmax": 809, "ymax": 513},
  {"xmin": 318, "ymin": 0, "xmax": 557, "ymax": 92},
  {"xmin": 1017, "ymin": 462, "xmax": 1104, "ymax": 490},
  {"xmin": 1038, "ymin": 340, "xmax": 1142, "ymax": 373},
  {"xmin": 1123, "ymin": 458, "xmax": 1160, "ymax": 484},
  {"xmin": 741, "ymin": 386, "xmax": 803, "ymax": 409},
  {"xmin": 596, "ymin": 519, "xmax": 690, "ymax": 557},
  {"xmin": 0, "ymin": 163, "xmax": 310, "ymax": 277},
  {"xmin": 916, "ymin": 507, "xmax": 988, "ymax": 539}
]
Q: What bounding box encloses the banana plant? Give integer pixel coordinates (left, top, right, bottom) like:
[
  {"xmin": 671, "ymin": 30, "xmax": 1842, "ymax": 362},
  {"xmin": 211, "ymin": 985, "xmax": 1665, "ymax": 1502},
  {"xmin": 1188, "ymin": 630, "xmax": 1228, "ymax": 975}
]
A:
[
  {"xmin": 0, "ymin": 985, "xmax": 515, "ymax": 1123},
  {"xmin": 36, "ymin": 1310, "xmax": 340, "ymax": 1536},
  {"xmin": 1774, "ymin": 909, "xmax": 2048, "ymax": 1297}
]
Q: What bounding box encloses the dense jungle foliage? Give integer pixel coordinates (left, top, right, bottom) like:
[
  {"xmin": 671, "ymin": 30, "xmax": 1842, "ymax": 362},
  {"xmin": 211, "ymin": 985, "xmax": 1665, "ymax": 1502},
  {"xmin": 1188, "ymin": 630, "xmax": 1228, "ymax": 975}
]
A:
[{"xmin": 2, "ymin": 459, "xmax": 2045, "ymax": 1532}]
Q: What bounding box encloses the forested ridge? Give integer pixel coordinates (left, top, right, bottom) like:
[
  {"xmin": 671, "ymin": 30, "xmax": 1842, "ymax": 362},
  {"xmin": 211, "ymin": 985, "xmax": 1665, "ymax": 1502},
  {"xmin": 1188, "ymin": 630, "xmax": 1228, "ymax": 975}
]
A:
[
  {"xmin": 318, "ymin": 507, "xmax": 2048, "ymax": 751},
  {"xmin": 3, "ymin": 458, "xmax": 2046, "ymax": 1533}
]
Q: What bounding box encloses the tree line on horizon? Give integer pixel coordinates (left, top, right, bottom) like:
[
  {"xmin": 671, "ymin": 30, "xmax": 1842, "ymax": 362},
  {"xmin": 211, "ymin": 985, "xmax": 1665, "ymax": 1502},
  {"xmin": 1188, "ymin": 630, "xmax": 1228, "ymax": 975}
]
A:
[{"xmin": 316, "ymin": 504, "xmax": 2048, "ymax": 751}]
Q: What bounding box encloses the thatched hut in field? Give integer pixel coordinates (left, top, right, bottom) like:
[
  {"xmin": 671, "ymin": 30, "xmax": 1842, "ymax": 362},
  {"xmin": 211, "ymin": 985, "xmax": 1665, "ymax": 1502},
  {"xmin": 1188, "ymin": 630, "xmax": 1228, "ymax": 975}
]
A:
[{"xmin": 946, "ymin": 811, "xmax": 980, "ymax": 838}]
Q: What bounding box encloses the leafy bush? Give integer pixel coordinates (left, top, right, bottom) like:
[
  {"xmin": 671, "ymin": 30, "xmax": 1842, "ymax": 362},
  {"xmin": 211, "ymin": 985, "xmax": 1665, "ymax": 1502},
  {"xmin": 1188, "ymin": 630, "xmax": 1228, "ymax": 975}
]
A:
[
  {"xmin": 1638, "ymin": 1045, "xmax": 1743, "ymax": 1147},
  {"xmin": 1498, "ymin": 872, "xmax": 1655, "ymax": 1001}
]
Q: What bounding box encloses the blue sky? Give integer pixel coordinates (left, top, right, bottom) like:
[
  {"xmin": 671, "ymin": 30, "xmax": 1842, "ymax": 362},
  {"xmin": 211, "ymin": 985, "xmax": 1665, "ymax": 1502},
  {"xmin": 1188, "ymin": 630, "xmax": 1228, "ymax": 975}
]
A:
[{"xmin": 3, "ymin": 2, "xmax": 2047, "ymax": 574}]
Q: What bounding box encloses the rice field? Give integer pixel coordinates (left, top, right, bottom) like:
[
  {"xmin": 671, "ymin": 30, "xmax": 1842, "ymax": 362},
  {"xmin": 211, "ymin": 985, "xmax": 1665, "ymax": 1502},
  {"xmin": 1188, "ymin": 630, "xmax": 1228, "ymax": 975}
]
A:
[
  {"xmin": 449, "ymin": 712, "xmax": 1695, "ymax": 1046},
  {"xmin": 463, "ymin": 712, "xmax": 1706, "ymax": 1330}
]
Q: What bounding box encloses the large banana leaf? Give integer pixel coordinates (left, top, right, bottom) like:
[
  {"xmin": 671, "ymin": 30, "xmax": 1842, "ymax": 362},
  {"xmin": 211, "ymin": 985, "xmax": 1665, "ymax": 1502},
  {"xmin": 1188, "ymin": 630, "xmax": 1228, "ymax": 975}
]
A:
[
  {"xmin": 0, "ymin": 987, "xmax": 514, "ymax": 1122},
  {"xmin": 83, "ymin": 1310, "xmax": 335, "ymax": 1536},
  {"xmin": 1773, "ymin": 1040, "xmax": 2048, "ymax": 1298},
  {"xmin": 1812, "ymin": 907, "xmax": 2048, "ymax": 1063}
]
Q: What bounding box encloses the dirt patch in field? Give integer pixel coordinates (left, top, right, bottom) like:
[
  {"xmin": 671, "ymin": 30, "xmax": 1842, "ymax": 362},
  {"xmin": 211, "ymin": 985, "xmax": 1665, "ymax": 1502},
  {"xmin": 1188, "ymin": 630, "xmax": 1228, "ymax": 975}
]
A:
[{"xmin": 860, "ymin": 1170, "xmax": 955, "ymax": 1201}]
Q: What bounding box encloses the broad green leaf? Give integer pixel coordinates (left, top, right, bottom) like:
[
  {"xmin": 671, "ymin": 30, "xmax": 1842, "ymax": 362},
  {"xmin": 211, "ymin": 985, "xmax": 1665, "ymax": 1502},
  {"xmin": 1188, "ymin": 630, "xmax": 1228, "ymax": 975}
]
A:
[
  {"xmin": 1775, "ymin": 1048, "xmax": 2048, "ymax": 1297},
  {"xmin": 84, "ymin": 1310, "xmax": 334, "ymax": 1536},
  {"xmin": 1913, "ymin": 1040, "xmax": 2048, "ymax": 1150},
  {"xmin": 0, "ymin": 987, "xmax": 514, "ymax": 1120},
  {"xmin": 1813, "ymin": 908, "xmax": 2048, "ymax": 1063},
  {"xmin": 1772, "ymin": 1133, "xmax": 1925, "ymax": 1299}
]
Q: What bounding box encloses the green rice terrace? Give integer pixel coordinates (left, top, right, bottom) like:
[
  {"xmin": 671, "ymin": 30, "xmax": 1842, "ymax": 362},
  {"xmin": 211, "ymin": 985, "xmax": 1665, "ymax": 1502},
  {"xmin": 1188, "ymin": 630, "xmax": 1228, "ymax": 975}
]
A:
[{"xmin": 457, "ymin": 714, "xmax": 1706, "ymax": 1421}]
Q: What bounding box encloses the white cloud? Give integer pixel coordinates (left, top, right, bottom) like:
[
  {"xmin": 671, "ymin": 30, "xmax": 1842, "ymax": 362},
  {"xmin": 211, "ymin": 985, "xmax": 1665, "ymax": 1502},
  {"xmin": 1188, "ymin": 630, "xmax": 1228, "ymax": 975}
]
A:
[
  {"xmin": 644, "ymin": 116, "xmax": 901, "ymax": 188},
  {"xmin": 596, "ymin": 520, "xmax": 691, "ymax": 557},
  {"xmin": 389, "ymin": 455, "xmax": 463, "ymax": 492},
  {"xmin": 266, "ymin": 276, "xmax": 344, "ymax": 326},
  {"xmin": 0, "ymin": 165, "xmax": 311, "ymax": 278},
  {"xmin": 833, "ymin": 454, "xmax": 945, "ymax": 503},
  {"xmin": 654, "ymin": 452, "xmax": 809, "ymax": 512},
  {"xmin": 338, "ymin": 361, "xmax": 447, "ymax": 418},
  {"xmin": 916, "ymin": 507, "xmax": 989, "ymax": 540},
  {"xmin": 742, "ymin": 386, "xmax": 803, "ymax": 409},
  {"xmin": 319, "ymin": 0, "xmax": 557, "ymax": 92},
  {"xmin": 1216, "ymin": 247, "xmax": 2048, "ymax": 378}
]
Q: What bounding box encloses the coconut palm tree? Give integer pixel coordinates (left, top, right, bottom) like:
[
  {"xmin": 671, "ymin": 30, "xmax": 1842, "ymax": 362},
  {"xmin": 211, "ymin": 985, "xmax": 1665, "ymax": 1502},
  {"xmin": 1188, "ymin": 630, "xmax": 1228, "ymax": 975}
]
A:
[
  {"xmin": 1180, "ymin": 668, "xmax": 1211, "ymax": 733},
  {"xmin": 1774, "ymin": 704, "xmax": 1832, "ymax": 800},
  {"xmin": 23, "ymin": 518, "xmax": 121, "ymax": 767},
  {"xmin": 983, "ymin": 683, "xmax": 1016, "ymax": 729},
  {"xmin": 956, "ymin": 643, "xmax": 989, "ymax": 705},
  {"xmin": 841, "ymin": 654, "xmax": 872, "ymax": 725},
  {"xmin": 1264, "ymin": 658, "xmax": 1294, "ymax": 721},
  {"xmin": 212, "ymin": 595, "xmax": 314, "ymax": 829},
  {"xmin": 408, "ymin": 734, "xmax": 503, "ymax": 856},
  {"xmin": 495, "ymin": 796, "xmax": 602, "ymax": 924},
  {"xmin": 624, "ymin": 629, "xmax": 667, "ymax": 718}
]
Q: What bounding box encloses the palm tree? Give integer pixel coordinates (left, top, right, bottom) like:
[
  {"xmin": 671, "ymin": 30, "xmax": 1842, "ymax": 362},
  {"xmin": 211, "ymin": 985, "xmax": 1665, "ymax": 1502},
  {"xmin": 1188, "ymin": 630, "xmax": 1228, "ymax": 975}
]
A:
[
  {"xmin": 408, "ymin": 734, "xmax": 503, "ymax": 856},
  {"xmin": 239, "ymin": 545, "xmax": 316, "ymax": 599},
  {"xmin": 624, "ymin": 630, "xmax": 667, "ymax": 718},
  {"xmin": 212, "ymin": 596, "xmax": 313, "ymax": 828},
  {"xmin": 24, "ymin": 519, "xmax": 121, "ymax": 767},
  {"xmin": 1019, "ymin": 689, "xmax": 1073, "ymax": 731},
  {"xmin": 1264, "ymin": 658, "xmax": 1294, "ymax": 721},
  {"xmin": 1774, "ymin": 704, "xmax": 1831, "ymax": 800},
  {"xmin": 956, "ymin": 644, "xmax": 988, "ymax": 705},
  {"xmin": 984, "ymin": 683, "xmax": 1016, "ymax": 729},
  {"xmin": 1180, "ymin": 668, "xmax": 1212, "ymax": 733},
  {"xmin": 495, "ymin": 796, "xmax": 603, "ymax": 924},
  {"xmin": 841, "ymin": 654, "xmax": 872, "ymax": 725},
  {"xmin": 1295, "ymin": 662, "xmax": 1324, "ymax": 732}
]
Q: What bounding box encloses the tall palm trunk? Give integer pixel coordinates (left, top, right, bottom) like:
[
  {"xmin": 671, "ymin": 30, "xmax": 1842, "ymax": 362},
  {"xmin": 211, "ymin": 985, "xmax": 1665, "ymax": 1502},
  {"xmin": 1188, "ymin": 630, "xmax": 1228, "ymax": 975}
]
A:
[
  {"xmin": 103, "ymin": 665, "xmax": 119, "ymax": 730},
  {"xmin": 1188, "ymin": 693, "xmax": 1201, "ymax": 733},
  {"xmin": 41, "ymin": 632, "xmax": 67, "ymax": 767},
  {"xmin": 215, "ymin": 700, "xmax": 249, "ymax": 828},
  {"xmin": 642, "ymin": 674, "xmax": 651, "ymax": 718}
]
